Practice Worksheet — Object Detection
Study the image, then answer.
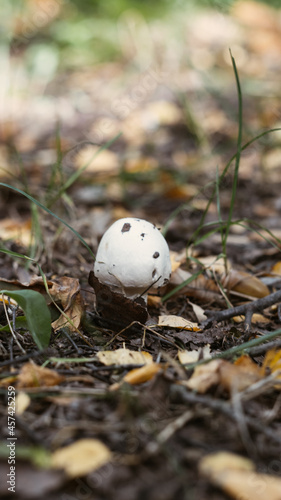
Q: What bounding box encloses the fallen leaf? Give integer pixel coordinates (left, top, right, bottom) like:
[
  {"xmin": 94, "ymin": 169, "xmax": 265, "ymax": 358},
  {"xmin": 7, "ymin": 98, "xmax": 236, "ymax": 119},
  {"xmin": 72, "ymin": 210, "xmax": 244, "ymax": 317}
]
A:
[
  {"xmin": 232, "ymin": 313, "xmax": 269, "ymax": 324},
  {"xmin": 147, "ymin": 295, "xmax": 162, "ymax": 307},
  {"xmin": 123, "ymin": 363, "xmax": 161, "ymax": 385},
  {"xmin": 181, "ymin": 356, "xmax": 262, "ymax": 394},
  {"xmin": 17, "ymin": 363, "xmax": 65, "ymax": 389},
  {"xmin": 189, "ymin": 301, "xmax": 207, "ymax": 322},
  {"xmin": 15, "ymin": 392, "xmax": 31, "ymax": 415},
  {"xmin": 199, "ymin": 451, "xmax": 281, "ymax": 500},
  {"xmin": 51, "ymin": 439, "xmax": 111, "ymax": 478},
  {"xmin": 50, "ymin": 277, "xmax": 84, "ymax": 331},
  {"xmin": 97, "ymin": 348, "xmax": 153, "ymax": 366},
  {"xmin": 181, "ymin": 359, "xmax": 222, "ymax": 393},
  {"xmin": 158, "ymin": 314, "xmax": 201, "ymax": 331},
  {"xmin": 178, "ymin": 345, "xmax": 211, "ymax": 364},
  {"xmin": 178, "ymin": 350, "xmax": 200, "ymax": 364},
  {"xmin": 219, "ymin": 355, "xmax": 262, "ymax": 393},
  {"xmin": 222, "ymin": 269, "xmax": 269, "ymax": 299},
  {"xmin": 89, "ymin": 271, "xmax": 148, "ymax": 330},
  {"xmin": 262, "ymin": 349, "xmax": 281, "ymax": 384}
]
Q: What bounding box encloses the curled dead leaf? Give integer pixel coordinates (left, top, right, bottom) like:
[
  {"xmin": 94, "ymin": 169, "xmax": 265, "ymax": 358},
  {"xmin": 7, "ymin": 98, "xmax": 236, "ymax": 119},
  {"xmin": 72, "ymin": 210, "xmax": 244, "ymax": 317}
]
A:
[{"xmin": 50, "ymin": 277, "xmax": 84, "ymax": 331}]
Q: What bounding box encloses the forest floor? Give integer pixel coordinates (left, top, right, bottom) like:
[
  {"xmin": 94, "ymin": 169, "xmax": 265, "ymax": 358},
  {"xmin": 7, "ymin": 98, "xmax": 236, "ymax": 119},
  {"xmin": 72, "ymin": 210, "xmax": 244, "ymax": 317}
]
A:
[{"xmin": 0, "ymin": 1, "xmax": 281, "ymax": 499}]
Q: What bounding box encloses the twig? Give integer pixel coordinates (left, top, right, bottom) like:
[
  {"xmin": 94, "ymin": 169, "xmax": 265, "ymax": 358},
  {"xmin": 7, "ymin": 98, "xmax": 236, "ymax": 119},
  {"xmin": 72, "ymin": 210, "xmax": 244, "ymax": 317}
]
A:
[
  {"xmin": 0, "ymin": 349, "xmax": 53, "ymax": 368},
  {"xmin": 203, "ymin": 289, "xmax": 281, "ymax": 328},
  {"xmin": 246, "ymin": 338, "xmax": 281, "ymax": 357},
  {"xmin": 2, "ymin": 294, "xmax": 25, "ymax": 354},
  {"xmin": 231, "ymin": 389, "xmax": 257, "ymax": 458},
  {"xmin": 172, "ymin": 385, "xmax": 281, "ymax": 445}
]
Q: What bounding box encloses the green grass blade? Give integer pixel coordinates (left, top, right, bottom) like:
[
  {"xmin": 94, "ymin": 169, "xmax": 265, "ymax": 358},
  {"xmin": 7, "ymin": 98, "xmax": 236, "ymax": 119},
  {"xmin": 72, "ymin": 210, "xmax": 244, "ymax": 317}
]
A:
[
  {"xmin": 222, "ymin": 50, "xmax": 243, "ymax": 250},
  {"xmin": 0, "ymin": 183, "xmax": 95, "ymax": 259},
  {"xmin": 49, "ymin": 132, "xmax": 122, "ymax": 206}
]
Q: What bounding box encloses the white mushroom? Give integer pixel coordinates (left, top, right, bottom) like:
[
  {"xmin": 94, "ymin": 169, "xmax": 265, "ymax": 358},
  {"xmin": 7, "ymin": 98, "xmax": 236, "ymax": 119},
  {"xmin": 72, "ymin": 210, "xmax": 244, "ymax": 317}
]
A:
[{"xmin": 94, "ymin": 217, "xmax": 171, "ymax": 302}]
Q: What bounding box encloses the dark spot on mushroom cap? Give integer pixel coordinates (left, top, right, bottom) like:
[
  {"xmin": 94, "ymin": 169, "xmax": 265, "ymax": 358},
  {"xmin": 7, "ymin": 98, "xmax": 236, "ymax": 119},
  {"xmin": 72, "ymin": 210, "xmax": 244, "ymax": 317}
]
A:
[
  {"xmin": 152, "ymin": 269, "xmax": 157, "ymax": 278},
  {"xmin": 153, "ymin": 251, "xmax": 160, "ymax": 259},
  {"xmin": 140, "ymin": 233, "xmax": 145, "ymax": 238},
  {"xmin": 121, "ymin": 223, "xmax": 131, "ymax": 233}
]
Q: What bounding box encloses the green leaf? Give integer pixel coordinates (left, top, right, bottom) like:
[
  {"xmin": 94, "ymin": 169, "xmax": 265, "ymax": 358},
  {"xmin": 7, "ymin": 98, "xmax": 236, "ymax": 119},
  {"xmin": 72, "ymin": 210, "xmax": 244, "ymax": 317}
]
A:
[{"xmin": 0, "ymin": 289, "xmax": 51, "ymax": 350}]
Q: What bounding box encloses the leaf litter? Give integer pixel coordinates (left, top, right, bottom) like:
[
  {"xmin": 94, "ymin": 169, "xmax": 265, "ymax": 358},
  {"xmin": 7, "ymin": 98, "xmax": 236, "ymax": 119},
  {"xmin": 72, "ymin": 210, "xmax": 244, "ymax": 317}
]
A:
[{"xmin": 0, "ymin": 1, "xmax": 281, "ymax": 499}]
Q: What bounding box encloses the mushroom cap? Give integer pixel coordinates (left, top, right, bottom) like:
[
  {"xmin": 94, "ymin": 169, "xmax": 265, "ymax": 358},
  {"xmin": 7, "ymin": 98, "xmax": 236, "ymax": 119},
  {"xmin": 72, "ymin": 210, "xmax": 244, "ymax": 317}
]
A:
[{"xmin": 94, "ymin": 218, "xmax": 171, "ymax": 299}]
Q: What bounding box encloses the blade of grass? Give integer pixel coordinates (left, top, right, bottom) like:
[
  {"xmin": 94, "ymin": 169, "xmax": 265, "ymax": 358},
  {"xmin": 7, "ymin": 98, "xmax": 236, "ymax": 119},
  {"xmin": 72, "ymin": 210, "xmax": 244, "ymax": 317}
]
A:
[
  {"xmin": 0, "ymin": 183, "xmax": 95, "ymax": 259},
  {"xmin": 48, "ymin": 132, "xmax": 122, "ymax": 207},
  {"xmin": 184, "ymin": 328, "xmax": 281, "ymax": 371},
  {"xmin": 221, "ymin": 50, "xmax": 243, "ymax": 258}
]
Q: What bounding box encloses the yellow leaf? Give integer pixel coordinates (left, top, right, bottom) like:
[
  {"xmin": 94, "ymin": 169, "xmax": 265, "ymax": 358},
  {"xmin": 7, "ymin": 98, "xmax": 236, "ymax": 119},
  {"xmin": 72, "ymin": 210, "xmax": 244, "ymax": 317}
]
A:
[
  {"xmin": 97, "ymin": 348, "xmax": 153, "ymax": 366},
  {"xmin": 15, "ymin": 392, "xmax": 31, "ymax": 415},
  {"xmin": 147, "ymin": 295, "xmax": 162, "ymax": 307},
  {"xmin": 272, "ymin": 261, "xmax": 281, "ymax": 275},
  {"xmin": 199, "ymin": 451, "xmax": 281, "ymax": 500},
  {"xmin": 51, "ymin": 439, "xmax": 111, "ymax": 478},
  {"xmin": 158, "ymin": 314, "xmax": 201, "ymax": 331},
  {"xmin": 233, "ymin": 313, "xmax": 269, "ymax": 324},
  {"xmin": 262, "ymin": 349, "xmax": 281, "ymax": 382},
  {"xmin": 123, "ymin": 363, "xmax": 161, "ymax": 385}
]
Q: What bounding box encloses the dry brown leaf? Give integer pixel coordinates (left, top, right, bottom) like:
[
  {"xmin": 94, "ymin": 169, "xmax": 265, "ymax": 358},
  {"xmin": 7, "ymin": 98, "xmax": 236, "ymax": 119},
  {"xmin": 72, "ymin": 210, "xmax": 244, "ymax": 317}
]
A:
[
  {"xmin": 17, "ymin": 362, "xmax": 65, "ymax": 389},
  {"xmin": 158, "ymin": 314, "xmax": 201, "ymax": 332},
  {"xmin": 182, "ymin": 356, "xmax": 262, "ymax": 394},
  {"xmin": 97, "ymin": 348, "xmax": 153, "ymax": 366},
  {"xmin": 199, "ymin": 451, "xmax": 281, "ymax": 500},
  {"xmin": 181, "ymin": 359, "xmax": 222, "ymax": 393},
  {"xmin": 219, "ymin": 355, "xmax": 262, "ymax": 393},
  {"xmin": 223, "ymin": 269, "xmax": 269, "ymax": 299},
  {"xmin": 170, "ymin": 268, "xmax": 223, "ymax": 303},
  {"xmin": 50, "ymin": 277, "xmax": 84, "ymax": 331},
  {"xmin": 0, "ymin": 375, "xmax": 18, "ymax": 388},
  {"xmin": 51, "ymin": 439, "xmax": 111, "ymax": 478}
]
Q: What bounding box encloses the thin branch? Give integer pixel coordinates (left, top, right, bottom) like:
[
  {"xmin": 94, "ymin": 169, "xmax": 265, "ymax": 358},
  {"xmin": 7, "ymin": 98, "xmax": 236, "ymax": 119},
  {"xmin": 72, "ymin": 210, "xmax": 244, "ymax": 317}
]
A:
[
  {"xmin": 203, "ymin": 289, "xmax": 281, "ymax": 328},
  {"xmin": 172, "ymin": 385, "xmax": 281, "ymax": 445},
  {"xmin": 2, "ymin": 294, "xmax": 26, "ymax": 354}
]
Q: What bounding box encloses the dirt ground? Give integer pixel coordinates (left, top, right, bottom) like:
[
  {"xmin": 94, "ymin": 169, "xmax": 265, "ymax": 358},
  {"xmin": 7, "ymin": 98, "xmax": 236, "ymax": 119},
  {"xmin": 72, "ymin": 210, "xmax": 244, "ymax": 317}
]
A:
[{"xmin": 0, "ymin": 1, "xmax": 281, "ymax": 499}]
